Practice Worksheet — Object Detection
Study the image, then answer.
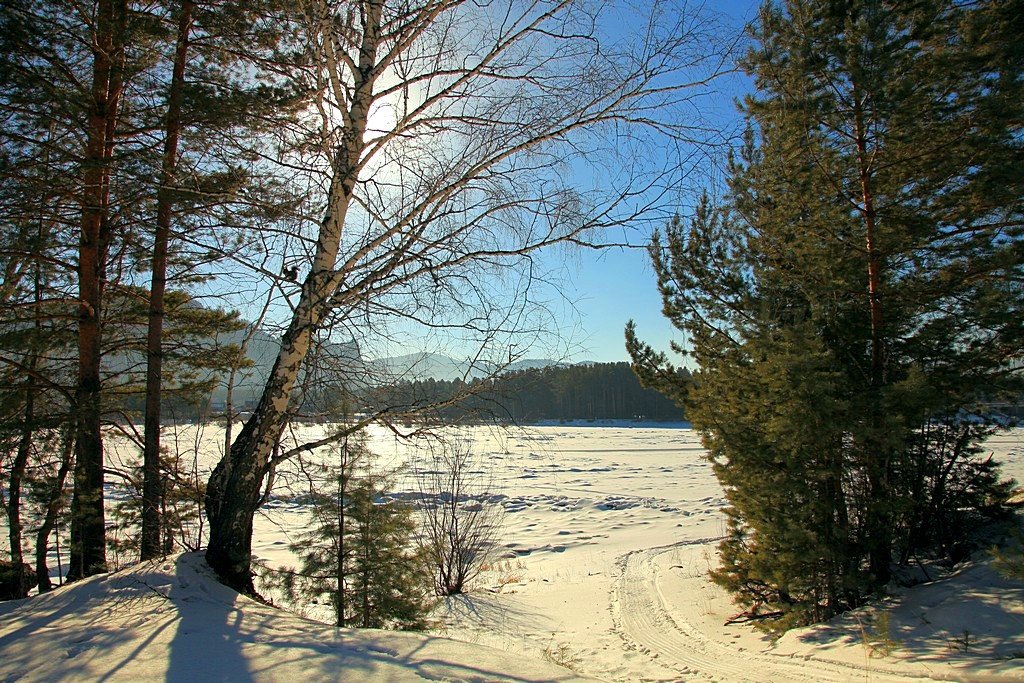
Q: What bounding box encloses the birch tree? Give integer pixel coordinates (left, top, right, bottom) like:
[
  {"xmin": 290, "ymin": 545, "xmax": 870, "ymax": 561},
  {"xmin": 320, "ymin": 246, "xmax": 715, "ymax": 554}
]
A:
[{"xmin": 205, "ymin": 0, "xmax": 730, "ymax": 591}]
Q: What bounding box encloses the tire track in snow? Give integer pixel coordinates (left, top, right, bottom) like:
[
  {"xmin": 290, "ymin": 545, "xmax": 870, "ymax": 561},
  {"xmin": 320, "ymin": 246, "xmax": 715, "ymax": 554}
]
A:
[{"xmin": 610, "ymin": 541, "xmax": 931, "ymax": 682}]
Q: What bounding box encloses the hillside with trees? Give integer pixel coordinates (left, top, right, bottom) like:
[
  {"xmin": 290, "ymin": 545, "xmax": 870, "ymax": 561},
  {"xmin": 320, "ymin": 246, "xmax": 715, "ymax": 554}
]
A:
[{"xmin": 368, "ymin": 362, "xmax": 689, "ymax": 424}]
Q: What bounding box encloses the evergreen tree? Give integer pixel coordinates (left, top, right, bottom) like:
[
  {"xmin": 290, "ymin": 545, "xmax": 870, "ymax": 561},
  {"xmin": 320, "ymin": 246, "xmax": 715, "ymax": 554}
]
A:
[
  {"xmin": 1, "ymin": 0, "xmax": 303, "ymax": 575},
  {"xmin": 346, "ymin": 478, "xmax": 430, "ymax": 629},
  {"xmin": 282, "ymin": 434, "xmax": 431, "ymax": 630},
  {"xmin": 371, "ymin": 361, "xmax": 688, "ymax": 424},
  {"xmin": 140, "ymin": 0, "xmax": 306, "ymax": 560},
  {"xmin": 630, "ymin": 0, "xmax": 1022, "ymax": 630}
]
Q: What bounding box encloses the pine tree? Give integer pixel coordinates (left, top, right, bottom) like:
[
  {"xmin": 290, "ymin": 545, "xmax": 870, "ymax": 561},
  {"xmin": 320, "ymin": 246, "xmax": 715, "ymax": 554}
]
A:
[
  {"xmin": 140, "ymin": 0, "xmax": 306, "ymax": 561},
  {"xmin": 1, "ymin": 0, "xmax": 303, "ymax": 576},
  {"xmin": 282, "ymin": 433, "xmax": 431, "ymax": 630},
  {"xmin": 346, "ymin": 477, "xmax": 430, "ymax": 629},
  {"xmin": 629, "ymin": 0, "xmax": 1022, "ymax": 630}
]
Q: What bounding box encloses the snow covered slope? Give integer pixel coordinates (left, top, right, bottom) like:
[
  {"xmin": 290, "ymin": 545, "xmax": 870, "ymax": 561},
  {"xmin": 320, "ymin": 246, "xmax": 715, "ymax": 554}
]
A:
[{"xmin": 0, "ymin": 553, "xmax": 595, "ymax": 682}]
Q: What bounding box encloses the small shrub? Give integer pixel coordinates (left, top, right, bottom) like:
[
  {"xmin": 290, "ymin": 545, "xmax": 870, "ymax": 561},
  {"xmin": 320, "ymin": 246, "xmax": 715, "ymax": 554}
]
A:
[
  {"xmin": 0, "ymin": 561, "xmax": 36, "ymax": 600},
  {"xmin": 857, "ymin": 611, "xmax": 898, "ymax": 658},
  {"xmin": 947, "ymin": 630, "xmax": 973, "ymax": 653},
  {"xmin": 991, "ymin": 527, "xmax": 1024, "ymax": 581},
  {"xmin": 543, "ymin": 640, "xmax": 582, "ymax": 672}
]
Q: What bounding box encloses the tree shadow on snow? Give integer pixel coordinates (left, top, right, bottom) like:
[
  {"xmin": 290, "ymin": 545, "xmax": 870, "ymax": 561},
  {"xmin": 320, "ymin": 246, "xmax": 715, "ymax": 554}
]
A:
[
  {"xmin": 165, "ymin": 556, "xmax": 255, "ymax": 682},
  {"xmin": 0, "ymin": 568, "xmax": 177, "ymax": 681},
  {"xmin": 792, "ymin": 560, "xmax": 1024, "ymax": 676},
  {"xmin": 436, "ymin": 591, "xmax": 557, "ymax": 635}
]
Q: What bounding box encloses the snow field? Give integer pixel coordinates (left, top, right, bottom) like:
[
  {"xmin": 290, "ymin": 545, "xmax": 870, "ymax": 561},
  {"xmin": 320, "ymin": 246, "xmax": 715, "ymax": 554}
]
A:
[{"xmin": 12, "ymin": 423, "xmax": 1024, "ymax": 681}]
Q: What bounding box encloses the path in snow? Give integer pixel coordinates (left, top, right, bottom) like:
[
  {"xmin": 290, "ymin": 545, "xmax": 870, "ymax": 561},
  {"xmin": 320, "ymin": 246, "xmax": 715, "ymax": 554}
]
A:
[{"xmin": 610, "ymin": 540, "xmax": 933, "ymax": 682}]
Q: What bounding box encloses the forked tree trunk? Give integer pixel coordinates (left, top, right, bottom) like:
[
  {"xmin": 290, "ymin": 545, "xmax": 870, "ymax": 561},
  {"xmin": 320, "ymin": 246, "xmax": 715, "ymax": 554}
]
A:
[
  {"xmin": 35, "ymin": 432, "xmax": 74, "ymax": 593},
  {"xmin": 204, "ymin": 212, "xmax": 349, "ymax": 590},
  {"xmin": 8, "ymin": 238, "xmax": 45, "ymax": 595},
  {"xmin": 7, "ymin": 373, "xmax": 36, "ymax": 598},
  {"xmin": 69, "ymin": 0, "xmax": 127, "ymax": 581},
  {"xmin": 142, "ymin": 0, "xmax": 194, "ymax": 561}
]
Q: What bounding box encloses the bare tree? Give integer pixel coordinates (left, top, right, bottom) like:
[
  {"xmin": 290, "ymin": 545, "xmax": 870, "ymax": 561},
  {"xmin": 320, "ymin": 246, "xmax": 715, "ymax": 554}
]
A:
[
  {"xmin": 415, "ymin": 439, "xmax": 502, "ymax": 596},
  {"xmin": 204, "ymin": 0, "xmax": 731, "ymax": 592}
]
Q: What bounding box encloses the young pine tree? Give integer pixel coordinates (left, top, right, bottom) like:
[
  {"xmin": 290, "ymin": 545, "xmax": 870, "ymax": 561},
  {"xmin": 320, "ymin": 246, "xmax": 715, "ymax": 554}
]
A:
[{"xmin": 283, "ymin": 434, "xmax": 431, "ymax": 630}]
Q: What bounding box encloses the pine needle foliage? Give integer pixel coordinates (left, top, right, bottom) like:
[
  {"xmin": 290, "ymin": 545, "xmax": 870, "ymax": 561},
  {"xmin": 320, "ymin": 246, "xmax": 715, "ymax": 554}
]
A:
[
  {"xmin": 629, "ymin": 0, "xmax": 1023, "ymax": 632},
  {"xmin": 280, "ymin": 433, "xmax": 432, "ymax": 631}
]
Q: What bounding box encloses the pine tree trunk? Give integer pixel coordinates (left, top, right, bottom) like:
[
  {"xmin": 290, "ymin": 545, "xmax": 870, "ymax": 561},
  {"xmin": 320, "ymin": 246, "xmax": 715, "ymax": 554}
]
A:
[
  {"xmin": 361, "ymin": 505, "xmax": 372, "ymax": 628},
  {"xmin": 9, "ymin": 243, "xmax": 45, "ymax": 595},
  {"xmin": 336, "ymin": 451, "xmax": 347, "ymax": 627},
  {"xmin": 142, "ymin": 0, "xmax": 193, "ymax": 561},
  {"xmin": 853, "ymin": 83, "xmax": 892, "ymax": 586},
  {"xmin": 69, "ymin": 0, "xmax": 127, "ymax": 581}
]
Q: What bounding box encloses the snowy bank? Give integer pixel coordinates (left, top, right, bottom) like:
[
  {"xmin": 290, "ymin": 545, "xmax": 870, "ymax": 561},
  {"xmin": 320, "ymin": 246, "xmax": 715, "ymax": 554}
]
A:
[{"xmin": 0, "ymin": 553, "xmax": 595, "ymax": 682}]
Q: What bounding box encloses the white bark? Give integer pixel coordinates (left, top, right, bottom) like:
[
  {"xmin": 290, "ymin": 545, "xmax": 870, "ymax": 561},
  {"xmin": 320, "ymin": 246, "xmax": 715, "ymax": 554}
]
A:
[{"xmin": 206, "ymin": 0, "xmax": 730, "ymax": 589}]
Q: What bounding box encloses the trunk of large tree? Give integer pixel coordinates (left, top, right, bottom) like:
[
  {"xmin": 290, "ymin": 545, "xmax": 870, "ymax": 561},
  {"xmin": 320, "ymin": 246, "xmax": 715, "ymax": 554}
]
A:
[
  {"xmin": 69, "ymin": 0, "xmax": 127, "ymax": 581},
  {"xmin": 204, "ymin": 1, "xmax": 382, "ymax": 593},
  {"xmin": 204, "ymin": 366, "xmax": 290, "ymax": 593},
  {"xmin": 204, "ymin": 278, "xmax": 345, "ymax": 591},
  {"xmin": 142, "ymin": 0, "xmax": 194, "ymax": 561},
  {"xmin": 853, "ymin": 83, "xmax": 892, "ymax": 587}
]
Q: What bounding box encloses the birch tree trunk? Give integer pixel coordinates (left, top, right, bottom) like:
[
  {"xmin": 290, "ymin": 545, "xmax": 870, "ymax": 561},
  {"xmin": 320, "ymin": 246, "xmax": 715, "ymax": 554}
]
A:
[{"xmin": 205, "ymin": 0, "xmax": 383, "ymax": 593}]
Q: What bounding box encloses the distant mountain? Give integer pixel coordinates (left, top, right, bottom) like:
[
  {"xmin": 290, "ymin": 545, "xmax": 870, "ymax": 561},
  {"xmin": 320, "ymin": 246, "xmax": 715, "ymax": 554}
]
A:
[
  {"xmin": 205, "ymin": 332, "xmax": 567, "ymax": 406},
  {"xmin": 370, "ymin": 351, "xmax": 476, "ymax": 383},
  {"xmin": 207, "ymin": 327, "xmax": 361, "ymax": 408},
  {"xmin": 507, "ymin": 358, "xmax": 568, "ymax": 372},
  {"xmin": 205, "ymin": 327, "xmax": 279, "ymax": 408}
]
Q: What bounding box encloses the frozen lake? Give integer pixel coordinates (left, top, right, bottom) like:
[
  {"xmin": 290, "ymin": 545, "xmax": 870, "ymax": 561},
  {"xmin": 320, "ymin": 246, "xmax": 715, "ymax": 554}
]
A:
[{"xmin": 96, "ymin": 422, "xmax": 1024, "ymax": 681}]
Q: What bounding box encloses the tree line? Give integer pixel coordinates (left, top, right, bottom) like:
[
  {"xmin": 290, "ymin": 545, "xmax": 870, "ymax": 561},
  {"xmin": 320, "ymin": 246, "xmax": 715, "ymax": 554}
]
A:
[
  {"xmin": 1, "ymin": 0, "xmax": 727, "ymax": 600},
  {"xmin": 630, "ymin": 0, "xmax": 1022, "ymax": 632},
  {"xmin": 371, "ymin": 362, "xmax": 690, "ymax": 424}
]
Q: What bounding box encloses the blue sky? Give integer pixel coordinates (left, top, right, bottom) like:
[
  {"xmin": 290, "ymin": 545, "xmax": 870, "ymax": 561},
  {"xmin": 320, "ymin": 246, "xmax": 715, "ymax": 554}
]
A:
[
  {"xmin": 560, "ymin": 0, "xmax": 759, "ymax": 365},
  {"xmin": 566, "ymin": 244, "xmax": 683, "ymax": 363},
  {"xmin": 216, "ymin": 1, "xmax": 762, "ymax": 367}
]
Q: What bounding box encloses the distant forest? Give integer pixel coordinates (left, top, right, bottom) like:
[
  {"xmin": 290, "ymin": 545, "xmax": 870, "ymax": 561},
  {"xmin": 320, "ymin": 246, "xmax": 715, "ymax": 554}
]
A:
[{"xmin": 372, "ymin": 362, "xmax": 690, "ymax": 423}]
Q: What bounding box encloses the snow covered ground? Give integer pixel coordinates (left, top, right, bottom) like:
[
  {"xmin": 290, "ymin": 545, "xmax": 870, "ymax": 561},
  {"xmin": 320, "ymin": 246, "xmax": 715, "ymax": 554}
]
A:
[
  {"xmin": 2, "ymin": 424, "xmax": 1023, "ymax": 681},
  {"xmin": 0, "ymin": 553, "xmax": 594, "ymax": 682}
]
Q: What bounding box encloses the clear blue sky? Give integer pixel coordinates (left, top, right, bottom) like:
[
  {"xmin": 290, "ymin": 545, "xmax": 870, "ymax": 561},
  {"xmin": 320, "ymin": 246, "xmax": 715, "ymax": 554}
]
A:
[
  {"xmin": 565, "ymin": 244, "xmax": 685, "ymax": 364},
  {"xmin": 559, "ymin": 0, "xmax": 759, "ymax": 365}
]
